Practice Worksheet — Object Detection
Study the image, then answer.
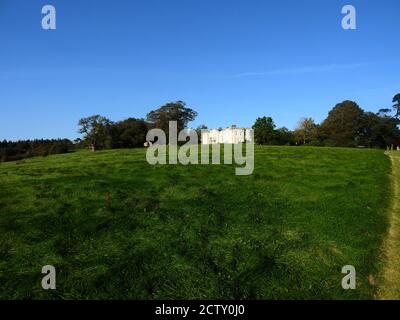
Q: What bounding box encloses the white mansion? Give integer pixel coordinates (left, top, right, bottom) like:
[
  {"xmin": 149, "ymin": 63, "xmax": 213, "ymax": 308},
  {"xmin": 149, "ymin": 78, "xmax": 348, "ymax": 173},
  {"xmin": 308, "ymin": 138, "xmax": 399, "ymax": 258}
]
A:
[{"xmin": 201, "ymin": 125, "xmax": 253, "ymax": 145}]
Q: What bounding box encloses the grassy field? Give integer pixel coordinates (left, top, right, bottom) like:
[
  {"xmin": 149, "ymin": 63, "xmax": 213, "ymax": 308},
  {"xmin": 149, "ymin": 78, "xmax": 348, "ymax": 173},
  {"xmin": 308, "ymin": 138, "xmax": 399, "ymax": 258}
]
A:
[{"xmin": 0, "ymin": 146, "xmax": 392, "ymax": 299}]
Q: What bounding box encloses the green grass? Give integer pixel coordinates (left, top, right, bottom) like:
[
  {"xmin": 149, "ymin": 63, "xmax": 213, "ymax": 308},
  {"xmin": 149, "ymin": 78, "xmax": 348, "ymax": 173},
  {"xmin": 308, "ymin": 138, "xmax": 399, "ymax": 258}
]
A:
[
  {"xmin": 0, "ymin": 146, "xmax": 392, "ymax": 299},
  {"xmin": 378, "ymin": 152, "xmax": 400, "ymax": 299}
]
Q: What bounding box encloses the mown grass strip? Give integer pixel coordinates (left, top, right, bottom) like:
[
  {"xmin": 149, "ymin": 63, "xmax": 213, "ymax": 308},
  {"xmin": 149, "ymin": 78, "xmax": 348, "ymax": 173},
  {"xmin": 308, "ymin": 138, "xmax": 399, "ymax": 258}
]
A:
[{"xmin": 378, "ymin": 152, "xmax": 400, "ymax": 300}]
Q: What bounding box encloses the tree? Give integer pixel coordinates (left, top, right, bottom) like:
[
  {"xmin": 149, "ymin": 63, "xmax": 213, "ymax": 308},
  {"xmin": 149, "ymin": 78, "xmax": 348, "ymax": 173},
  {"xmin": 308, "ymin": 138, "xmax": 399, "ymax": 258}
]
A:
[
  {"xmin": 252, "ymin": 117, "xmax": 276, "ymax": 145},
  {"xmin": 321, "ymin": 100, "xmax": 365, "ymax": 147},
  {"xmin": 393, "ymin": 93, "xmax": 400, "ymax": 120},
  {"xmin": 359, "ymin": 111, "xmax": 400, "ymax": 148},
  {"xmin": 146, "ymin": 101, "xmax": 198, "ymax": 138},
  {"xmin": 275, "ymin": 127, "xmax": 294, "ymax": 145},
  {"xmin": 195, "ymin": 125, "xmax": 208, "ymax": 143},
  {"xmin": 109, "ymin": 118, "xmax": 148, "ymax": 148},
  {"xmin": 377, "ymin": 108, "xmax": 392, "ymax": 117},
  {"xmin": 78, "ymin": 115, "xmax": 112, "ymax": 151},
  {"xmin": 294, "ymin": 117, "xmax": 317, "ymax": 145}
]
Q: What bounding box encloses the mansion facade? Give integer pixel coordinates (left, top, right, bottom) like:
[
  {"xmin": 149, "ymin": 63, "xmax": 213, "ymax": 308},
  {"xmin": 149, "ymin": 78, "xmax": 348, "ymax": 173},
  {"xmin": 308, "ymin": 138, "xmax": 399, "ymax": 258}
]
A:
[{"xmin": 201, "ymin": 126, "xmax": 253, "ymax": 145}]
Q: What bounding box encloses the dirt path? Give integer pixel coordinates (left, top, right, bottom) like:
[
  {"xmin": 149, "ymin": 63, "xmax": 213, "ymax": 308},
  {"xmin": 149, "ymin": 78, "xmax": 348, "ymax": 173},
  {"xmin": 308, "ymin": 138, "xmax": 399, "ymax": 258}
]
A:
[{"xmin": 377, "ymin": 152, "xmax": 400, "ymax": 300}]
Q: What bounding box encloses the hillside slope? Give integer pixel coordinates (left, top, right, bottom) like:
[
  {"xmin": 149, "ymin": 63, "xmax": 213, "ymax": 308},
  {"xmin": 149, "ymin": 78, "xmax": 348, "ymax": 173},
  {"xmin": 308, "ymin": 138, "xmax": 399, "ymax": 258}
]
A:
[{"xmin": 0, "ymin": 146, "xmax": 391, "ymax": 299}]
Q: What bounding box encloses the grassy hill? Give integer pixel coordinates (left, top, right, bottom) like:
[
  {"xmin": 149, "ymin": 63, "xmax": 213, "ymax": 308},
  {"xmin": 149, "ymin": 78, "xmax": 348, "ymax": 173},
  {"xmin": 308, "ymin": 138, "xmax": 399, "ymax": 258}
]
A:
[{"xmin": 0, "ymin": 146, "xmax": 392, "ymax": 299}]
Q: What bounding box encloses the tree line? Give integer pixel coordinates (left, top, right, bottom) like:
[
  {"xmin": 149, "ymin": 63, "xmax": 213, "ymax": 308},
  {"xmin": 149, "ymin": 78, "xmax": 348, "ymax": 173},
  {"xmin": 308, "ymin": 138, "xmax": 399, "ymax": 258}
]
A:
[
  {"xmin": 75, "ymin": 101, "xmax": 196, "ymax": 151},
  {"xmin": 253, "ymin": 96, "xmax": 400, "ymax": 148},
  {"xmin": 1, "ymin": 95, "xmax": 399, "ymax": 162},
  {"xmin": 0, "ymin": 139, "xmax": 73, "ymax": 162}
]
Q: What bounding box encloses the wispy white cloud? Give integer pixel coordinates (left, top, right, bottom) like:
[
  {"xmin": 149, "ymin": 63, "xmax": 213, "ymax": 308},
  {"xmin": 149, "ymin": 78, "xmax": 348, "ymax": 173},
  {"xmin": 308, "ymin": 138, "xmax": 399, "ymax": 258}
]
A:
[{"xmin": 232, "ymin": 63, "xmax": 366, "ymax": 78}]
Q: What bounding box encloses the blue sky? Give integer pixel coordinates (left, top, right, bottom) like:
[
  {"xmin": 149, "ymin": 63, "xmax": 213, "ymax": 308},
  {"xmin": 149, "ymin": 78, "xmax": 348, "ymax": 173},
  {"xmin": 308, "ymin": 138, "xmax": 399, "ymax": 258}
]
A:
[{"xmin": 0, "ymin": 0, "xmax": 399, "ymax": 140}]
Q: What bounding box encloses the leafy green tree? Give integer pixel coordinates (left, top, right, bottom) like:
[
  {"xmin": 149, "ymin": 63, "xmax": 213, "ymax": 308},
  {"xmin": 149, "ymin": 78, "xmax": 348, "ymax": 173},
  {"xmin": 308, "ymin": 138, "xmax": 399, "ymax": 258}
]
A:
[
  {"xmin": 359, "ymin": 111, "xmax": 400, "ymax": 148},
  {"xmin": 275, "ymin": 127, "xmax": 294, "ymax": 145},
  {"xmin": 393, "ymin": 93, "xmax": 400, "ymax": 119},
  {"xmin": 252, "ymin": 117, "xmax": 276, "ymax": 145},
  {"xmin": 321, "ymin": 101, "xmax": 365, "ymax": 147},
  {"xmin": 110, "ymin": 118, "xmax": 148, "ymax": 148},
  {"xmin": 377, "ymin": 108, "xmax": 392, "ymax": 117},
  {"xmin": 294, "ymin": 117, "xmax": 317, "ymax": 145},
  {"xmin": 146, "ymin": 101, "xmax": 198, "ymax": 138},
  {"xmin": 78, "ymin": 115, "xmax": 112, "ymax": 151}
]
